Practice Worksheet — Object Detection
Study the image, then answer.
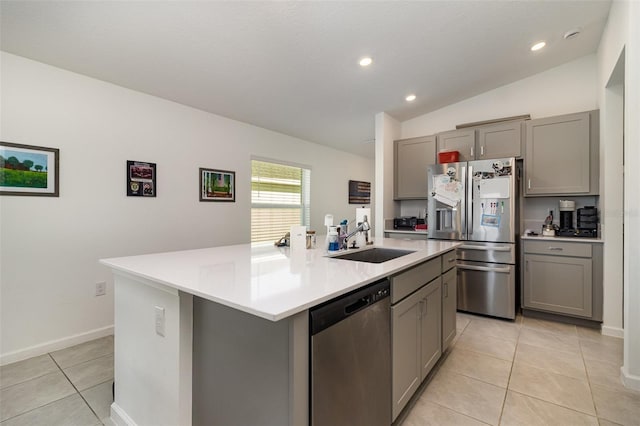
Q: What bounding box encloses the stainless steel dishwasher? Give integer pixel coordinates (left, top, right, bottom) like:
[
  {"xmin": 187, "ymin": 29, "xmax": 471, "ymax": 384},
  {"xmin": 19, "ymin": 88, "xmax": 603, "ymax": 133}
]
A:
[{"xmin": 310, "ymin": 278, "xmax": 391, "ymax": 426}]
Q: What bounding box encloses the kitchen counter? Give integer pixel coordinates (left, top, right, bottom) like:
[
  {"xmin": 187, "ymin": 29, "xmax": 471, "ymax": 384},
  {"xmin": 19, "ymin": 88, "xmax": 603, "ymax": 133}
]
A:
[
  {"xmin": 521, "ymin": 234, "xmax": 604, "ymax": 243},
  {"xmin": 101, "ymin": 238, "xmax": 459, "ymax": 322},
  {"xmin": 384, "ymin": 228, "xmax": 428, "ymax": 235}
]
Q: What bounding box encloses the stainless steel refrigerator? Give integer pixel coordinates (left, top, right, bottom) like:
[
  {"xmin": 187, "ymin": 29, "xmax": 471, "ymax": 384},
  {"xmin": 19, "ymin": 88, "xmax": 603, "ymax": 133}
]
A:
[{"xmin": 427, "ymin": 158, "xmax": 518, "ymax": 319}]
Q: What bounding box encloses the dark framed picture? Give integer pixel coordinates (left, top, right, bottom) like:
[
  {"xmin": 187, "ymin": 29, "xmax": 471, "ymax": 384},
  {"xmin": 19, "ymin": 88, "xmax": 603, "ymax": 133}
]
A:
[
  {"xmin": 0, "ymin": 141, "xmax": 60, "ymax": 197},
  {"xmin": 348, "ymin": 180, "xmax": 371, "ymax": 204},
  {"xmin": 200, "ymin": 168, "xmax": 235, "ymax": 202},
  {"xmin": 127, "ymin": 160, "xmax": 156, "ymax": 197}
]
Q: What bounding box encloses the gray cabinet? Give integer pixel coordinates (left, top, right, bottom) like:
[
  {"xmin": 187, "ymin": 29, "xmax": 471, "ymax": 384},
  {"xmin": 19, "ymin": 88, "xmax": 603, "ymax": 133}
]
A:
[
  {"xmin": 436, "ymin": 129, "xmax": 476, "ymax": 161},
  {"xmin": 524, "ymin": 111, "xmax": 599, "ymax": 196},
  {"xmin": 420, "ymin": 281, "xmax": 442, "ymax": 379},
  {"xmin": 523, "ymin": 240, "xmax": 602, "ymax": 319},
  {"xmin": 477, "ymin": 121, "xmax": 523, "ymax": 159},
  {"xmin": 441, "ymin": 267, "xmax": 457, "ymax": 351},
  {"xmin": 394, "ymin": 136, "xmax": 436, "ymax": 199}
]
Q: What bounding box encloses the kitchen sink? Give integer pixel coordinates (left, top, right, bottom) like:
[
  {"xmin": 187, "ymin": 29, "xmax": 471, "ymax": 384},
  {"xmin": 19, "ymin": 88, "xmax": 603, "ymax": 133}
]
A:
[{"xmin": 329, "ymin": 248, "xmax": 415, "ymax": 263}]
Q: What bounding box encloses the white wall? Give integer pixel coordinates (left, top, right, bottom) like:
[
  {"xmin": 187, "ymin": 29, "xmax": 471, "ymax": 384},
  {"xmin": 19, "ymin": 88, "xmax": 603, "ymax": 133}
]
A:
[
  {"xmin": 401, "ymin": 54, "xmax": 598, "ymax": 139},
  {"xmin": 0, "ymin": 52, "xmax": 374, "ymax": 363}
]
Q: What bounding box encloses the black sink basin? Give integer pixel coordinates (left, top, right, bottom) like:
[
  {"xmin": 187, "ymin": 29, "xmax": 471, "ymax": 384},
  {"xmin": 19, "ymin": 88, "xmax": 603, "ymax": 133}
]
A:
[{"xmin": 330, "ymin": 248, "xmax": 415, "ymax": 263}]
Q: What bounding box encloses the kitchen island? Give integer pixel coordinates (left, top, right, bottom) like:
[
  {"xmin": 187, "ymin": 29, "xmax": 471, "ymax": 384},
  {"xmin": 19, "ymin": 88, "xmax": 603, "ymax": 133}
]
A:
[{"xmin": 100, "ymin": 238, "xmax": 460, "ymax": 426}]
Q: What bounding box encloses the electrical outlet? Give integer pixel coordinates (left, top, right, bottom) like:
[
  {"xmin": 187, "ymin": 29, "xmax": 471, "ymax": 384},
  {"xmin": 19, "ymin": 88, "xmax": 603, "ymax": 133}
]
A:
[
  {"xmin": 155, "ymin": 306, "xmax": 165, "ymax": 337},
  {"xmin": 95, "ymin": 281, "xmax": 106, "ymax": 296}
]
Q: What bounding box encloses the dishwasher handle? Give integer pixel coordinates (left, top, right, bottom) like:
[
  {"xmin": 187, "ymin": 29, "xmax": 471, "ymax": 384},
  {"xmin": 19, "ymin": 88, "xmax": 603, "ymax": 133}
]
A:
[{"xmin": 345, "ymin": 297, "xmax": 370, "ymax": 315}]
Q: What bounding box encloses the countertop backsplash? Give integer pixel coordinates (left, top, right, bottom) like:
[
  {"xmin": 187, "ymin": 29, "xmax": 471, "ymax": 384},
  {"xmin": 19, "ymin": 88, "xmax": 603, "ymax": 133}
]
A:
[{"xmin": 522, "ymin": 195, "xmax": 599, "ymax": 235}]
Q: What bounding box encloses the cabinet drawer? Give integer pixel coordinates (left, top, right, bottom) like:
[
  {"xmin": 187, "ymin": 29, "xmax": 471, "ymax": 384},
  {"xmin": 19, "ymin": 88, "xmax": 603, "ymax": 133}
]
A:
[
  {"xmin": 441, "ymin": 250, "xmax": 457, "ymax": 272},
  {"xmin": 391, "ymin": 257, "xmax": 440, "ymax": 303},
  {"xmin": 523, "ymin": 240, "xmax": 591, "ymax": 258}
]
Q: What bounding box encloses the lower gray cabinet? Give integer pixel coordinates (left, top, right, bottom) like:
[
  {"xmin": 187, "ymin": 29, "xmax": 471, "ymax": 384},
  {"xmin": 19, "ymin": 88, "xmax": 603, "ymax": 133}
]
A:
[
  {"xmin": 391, "ymin": 278, "xmax": 441, "ymax": 421},
  {"xmin": 523, "ymin": 240, "xmax": 595, "ymax": 318},
  {"xmin": 441, "ymin": 268, "xmax": 457, "ymax": 350}
]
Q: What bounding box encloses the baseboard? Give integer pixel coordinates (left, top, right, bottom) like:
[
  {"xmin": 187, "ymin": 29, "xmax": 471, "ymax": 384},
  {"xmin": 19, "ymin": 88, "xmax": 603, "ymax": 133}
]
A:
[
  {"xmin": 602, "ymin": 325, "xmax": 624, "ymax": 338},
  {"xmin": 621, "ymin": 367, "xmax": 640, "ymax": 392},
  {"xmin": 111, "ymin": 402, "xmax": 138, "ymax": 426},
  {"xmin": 0, "ymin": 325, "xmax": 114, "ymax": 366}
]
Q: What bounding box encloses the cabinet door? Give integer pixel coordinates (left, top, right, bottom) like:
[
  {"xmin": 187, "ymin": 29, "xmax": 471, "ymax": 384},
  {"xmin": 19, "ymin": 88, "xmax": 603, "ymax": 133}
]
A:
[
  {"xmin": 420, "ymin": 280, "xmax": 442, "ymax": 380},
  {"xmin": 441, "ymin": 268, "xmax": 457, "ymax": 351},
  {"xmin": 525, "ymin": 112, "xmax": 590, "ymax": 195},
  {"xmin": 394, "ymin": 136, "xmax": 436, "ymax": 199},
  {"xmin": 437, "ymin": 129, "xmax": 476, "ymax": 161},
  {"xmin": 391, "ymin": 286, "xmax": 425, "ymax": 421},
  {"xmin": 524, "ymin": 254, "xmax": 593, "ymax": 318},
  {"xmin": 477, "ymin": 121, "xmax": 522, "ymax": 159}
]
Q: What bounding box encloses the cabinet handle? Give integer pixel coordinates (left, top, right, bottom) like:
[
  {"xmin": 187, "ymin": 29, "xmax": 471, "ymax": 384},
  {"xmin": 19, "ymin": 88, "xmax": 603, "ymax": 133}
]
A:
[
  {"xmin": 471, "ymin": 146, "xmax": 474, "ymax": 157},
  {"xmin": 444, "ymin": 282, "xmax": 448, "ymax": 298},
  {"xmin": 448, "ymin": 257, "xmax": 456, "ymax": 263},
  {"xmin": 526, "ymin": 260, "xmax": 528, "ymax": 272},
  {"xmin": 528, "ymin": 179, "xmax": 531, "ymax": 189},
  {"xmin": 480, "ymin": 146, "xmax": 484, "ymax": 156},
  {"xmin": 549, "ymin": 247, "xmax": 564, "ymax": 251}
]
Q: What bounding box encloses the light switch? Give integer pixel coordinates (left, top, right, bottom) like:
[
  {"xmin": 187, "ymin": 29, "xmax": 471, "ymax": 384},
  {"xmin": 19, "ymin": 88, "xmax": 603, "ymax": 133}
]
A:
[{"xmin": 155, "ymin": 306, "xmax": 165, "ymax": 337}]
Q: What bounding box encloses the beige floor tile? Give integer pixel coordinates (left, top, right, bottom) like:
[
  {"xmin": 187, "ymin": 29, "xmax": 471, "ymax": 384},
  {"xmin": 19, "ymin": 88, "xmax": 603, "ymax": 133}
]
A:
[
  {"xmin": 463, "ymin": 317, "xmax": 521, "ymax": 342},
  {"xmin": 591, "ymin": 384, "xmax": 640, "ymax": 426},
  {"xmin": 441, "ymin": 347, "xmax": 512, "ymax": 387},
  {"xmin": 50, "ymin": 336, "xmax": 113, "ymax": 369},
  {"xmin": 500, "ymin": 391, "xmax": 599, "ymax": 426},
  {"xmin": 522, "ymin": 317, "xmax": 578, "ymax": 337},
  {"xmin": 422, "ymin": 369, "xmax": 506, "ymax": 425},
  {"xmin": 455, "ymin": 331, "xmax": 516, "ymax": 361},
  {"xmin": 0, "ymin": 393, "xmax": 100, "ymax": 426},
  {"xmin": 63, "ymin": 354, "xmax": 113, "ymax": 391},
  {"xmin": 598, "ymin": 419, "xmax": 624, "ymax": 426},
  {"xmin": 81, "ymin": 380, "xmax": 113, "ymax": 424},
  {"xmin": 518, "ymin": 327, "xmax": 581, "ymax": 355},
  {"xmin": 404, "ymin": 398, "xmax": 489, "ymax": 426},
  {"xmin": 576, "ymin": 325, "xmax": 606, "ymax": 342},
  {"xmin": 584, "ymin": 358, "xmax": 625, "ymax": 390},
  {"xmin": 508, "ymin": 363, "xmax": 595, "ymax": 416},
  {"xmin": 0, "ymin": 355, "xmax": 59, "ymax": 389},
  {"xmin": 456, "ymin": 314, "xmax": 471, "ymax": 333},
  {"xmin": 514, "ymin": 342, "xmax": 587, "ymax": 380},
  {"xmin": 0, "ymin": 371, "xmax": 75, "ymax": 421},
  {"xmin": 581, "ymin": 338, "xmax": 623, "ymax": 365}
]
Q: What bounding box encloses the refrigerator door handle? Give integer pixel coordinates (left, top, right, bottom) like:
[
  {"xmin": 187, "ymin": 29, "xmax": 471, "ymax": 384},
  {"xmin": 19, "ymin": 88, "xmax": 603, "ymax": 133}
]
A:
[
  {"xmin": 457, "ymin": 264, "xmax": 511, "ymax": 274},
  {"xmin": 467, "ymin": 165, "xmax": 473, "ymax": 238},
  {"xmin": 458, "ymin": 245, "xmax": 512, "ymax": 252}
]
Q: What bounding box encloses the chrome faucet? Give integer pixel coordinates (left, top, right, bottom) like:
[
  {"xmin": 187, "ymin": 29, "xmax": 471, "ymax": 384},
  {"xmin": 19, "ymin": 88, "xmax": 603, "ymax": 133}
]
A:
[{"xmin": 343, "ymin": 215, "xmax": 370, "ymax": 250}]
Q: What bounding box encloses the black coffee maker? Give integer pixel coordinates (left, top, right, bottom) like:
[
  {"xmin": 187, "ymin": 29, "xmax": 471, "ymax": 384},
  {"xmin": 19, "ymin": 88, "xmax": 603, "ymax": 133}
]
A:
[{"xmin": 557, "ymin": 200, "xmax": 576, "ymax": 237}]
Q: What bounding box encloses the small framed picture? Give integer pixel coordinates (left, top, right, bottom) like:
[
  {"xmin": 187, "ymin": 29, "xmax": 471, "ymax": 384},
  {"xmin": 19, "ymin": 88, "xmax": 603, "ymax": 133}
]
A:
[
  {"xmin": 200, "ymin": 168, "xmax": 235, "ymax": 202},
  {"xmin": 0, "ymin": 141, "xmax": 60, "ymax": 197},
  {"xmin": 348, "ymin": 180, "xmax": 371, "ymax": 204},
  {"xmin": 127, "ymin": 160, "xmax": 156, "ymax": 197}
]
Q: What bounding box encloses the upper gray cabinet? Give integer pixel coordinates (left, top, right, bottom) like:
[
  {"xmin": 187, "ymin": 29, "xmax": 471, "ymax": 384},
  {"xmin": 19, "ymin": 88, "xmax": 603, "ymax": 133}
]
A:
[
  {"xmin": 394, "ymin": 135, "xmax": 436, "ymax": 200},
  {"xmin": 524, "ymin": 111, "xmax": 599, "ymax": 196},
  {"xmin": 436, "ymin": 129, "xmax": 476, "ymax": 161},
  {"xmin": 476, "ymin": 121, "xmax": 523, "ymax": 159}
]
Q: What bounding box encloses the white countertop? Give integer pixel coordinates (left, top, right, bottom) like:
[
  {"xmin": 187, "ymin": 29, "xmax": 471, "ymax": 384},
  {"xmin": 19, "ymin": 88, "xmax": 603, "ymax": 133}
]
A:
[
  {"xmin": 101, "ymin": 238, "xmax": 460, "ymax": 322},
  {"xmin": 521, "ymin": 235, "xmax": 604, "ymax": 244}
]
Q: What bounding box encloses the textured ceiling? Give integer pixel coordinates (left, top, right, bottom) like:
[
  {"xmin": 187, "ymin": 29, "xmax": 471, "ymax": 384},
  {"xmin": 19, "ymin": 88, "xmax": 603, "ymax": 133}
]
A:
[{"xmin": 0, "ymin": 1, "xmax": 611, "ymax": 158}]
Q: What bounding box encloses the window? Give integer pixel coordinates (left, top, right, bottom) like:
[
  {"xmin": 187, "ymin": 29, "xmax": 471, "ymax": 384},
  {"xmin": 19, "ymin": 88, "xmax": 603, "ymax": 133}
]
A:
[{"xmin": 251, "ymin": 159, "xmax": 311, "ymax": 243}]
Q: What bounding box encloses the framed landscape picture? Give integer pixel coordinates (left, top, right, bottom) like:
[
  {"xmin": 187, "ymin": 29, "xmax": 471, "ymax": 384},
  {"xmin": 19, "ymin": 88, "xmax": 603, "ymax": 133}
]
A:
[
  {"xmin": 127, "ymin": 160, "xmax": 156, "ymax": 197},
  {"xmin": 0, "ymin": 141, "xmax": 59, "ymax": 196},
  {"xmin": 200, "ymin": 168, "xmax": 235, "ymax": 202}
]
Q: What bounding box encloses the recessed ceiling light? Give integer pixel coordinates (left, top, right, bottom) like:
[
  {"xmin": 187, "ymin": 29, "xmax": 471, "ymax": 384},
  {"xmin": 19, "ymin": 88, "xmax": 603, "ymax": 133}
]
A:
[
  {"xmin": 406, "ymin": 94, "xmax": 417, "ymax": 102},
  {"xmin": 531, "ymin": 41, "xmax": 546, "ymax": 51},
  {"xmin": 359, "ymin": 57, "xmax": 373, "ymax": 67}
]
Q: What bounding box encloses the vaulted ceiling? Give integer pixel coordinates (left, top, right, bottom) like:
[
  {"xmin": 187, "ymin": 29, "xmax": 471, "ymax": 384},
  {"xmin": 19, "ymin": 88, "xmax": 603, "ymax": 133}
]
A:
[{"xmin": 0, "ymin": 1, "xmax": 612, "ymax": 157}]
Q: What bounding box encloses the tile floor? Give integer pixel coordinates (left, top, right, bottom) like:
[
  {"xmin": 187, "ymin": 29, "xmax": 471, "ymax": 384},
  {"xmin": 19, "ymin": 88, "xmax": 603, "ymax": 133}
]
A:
[
  {"xmin": 402, "ymin": 313, "xmax": 640, "ymax": 426},
  {"xmin": 0, "ymin": 336, "xmax": 114, "ymax": 425},
  {"xmin": 0, "ymin": 314, "xmax": 638, "ymax": 426}
]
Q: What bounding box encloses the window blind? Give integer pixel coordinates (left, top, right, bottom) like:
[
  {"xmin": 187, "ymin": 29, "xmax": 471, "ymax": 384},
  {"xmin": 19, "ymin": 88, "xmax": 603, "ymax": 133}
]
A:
[{"xmin": 251, "ymin": 160, "xmax": 311, "ymax": 243}]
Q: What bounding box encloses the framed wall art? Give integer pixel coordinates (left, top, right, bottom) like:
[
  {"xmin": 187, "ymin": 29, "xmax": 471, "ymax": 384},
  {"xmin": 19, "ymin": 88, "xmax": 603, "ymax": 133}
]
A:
[
  {"xmin": 348, "ymin": 180, "xmax": 371, "ymax": 204},
  {"xmin": 200, "ymin": 168, "xmax": 235, "ymax": 202},
  {"xmin": 0, "ymin": 141, "xmax": 59, "ymax": 197},
  {"xmin": 127, "ymin": 160, "xmax": 156, "ymax": 197}
]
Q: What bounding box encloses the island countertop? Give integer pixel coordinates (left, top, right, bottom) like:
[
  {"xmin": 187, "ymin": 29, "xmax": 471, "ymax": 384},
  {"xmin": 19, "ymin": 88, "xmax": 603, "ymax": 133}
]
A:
[{"xmin": 100, "ymin": 238, "xmax": 460, "ymax": 321}]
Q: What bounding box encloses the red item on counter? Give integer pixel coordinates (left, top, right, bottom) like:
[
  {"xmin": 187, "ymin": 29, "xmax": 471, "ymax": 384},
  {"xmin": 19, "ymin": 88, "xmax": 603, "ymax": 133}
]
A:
[{"xmin": 415, "ymin": 224, "xmax": 427, "ymax": 230}]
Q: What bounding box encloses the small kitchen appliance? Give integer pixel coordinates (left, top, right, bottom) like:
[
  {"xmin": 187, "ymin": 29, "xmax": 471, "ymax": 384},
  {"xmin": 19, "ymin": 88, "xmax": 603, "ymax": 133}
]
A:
[
  {"xmin": 393, "ymin": 216, "xmax": 418, "ymax": 229},
  {"xmin": 576, "ymin": 206, "xmax": 598, "ymax": 237},
  {"xmin": 557, "ymin": 200, "xmax": 577, "ymax": 237}
]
